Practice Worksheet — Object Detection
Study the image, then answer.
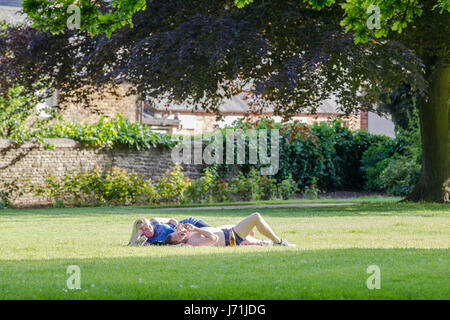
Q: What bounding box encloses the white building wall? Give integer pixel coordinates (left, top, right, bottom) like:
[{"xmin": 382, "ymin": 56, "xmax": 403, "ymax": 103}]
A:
[{"xmin": 367, "ymin": 112, "xmax": 395, "ymax": 138}]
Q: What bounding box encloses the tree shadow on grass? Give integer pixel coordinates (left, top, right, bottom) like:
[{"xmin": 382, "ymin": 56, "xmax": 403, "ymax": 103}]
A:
[
  {"xmin": 0, "ymin": 248, "xmax": 448, "ymax": 300},
  {"xmin": 0, "ymin": 201, "xmax": 447, "ymax": 218}
]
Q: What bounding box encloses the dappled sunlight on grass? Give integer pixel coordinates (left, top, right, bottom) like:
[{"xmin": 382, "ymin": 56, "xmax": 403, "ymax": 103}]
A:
[{"xmin": 0, "ymin": 200, "xmax": 448, "ymax": 299}]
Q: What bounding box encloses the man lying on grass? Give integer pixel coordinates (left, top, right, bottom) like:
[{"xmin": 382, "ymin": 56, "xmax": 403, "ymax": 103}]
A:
[{"xmin": 164, "ymin": 212, "xmax": 296, "ymax": 247}]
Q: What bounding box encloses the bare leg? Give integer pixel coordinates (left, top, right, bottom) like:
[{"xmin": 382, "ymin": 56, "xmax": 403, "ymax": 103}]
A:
[
  {"xmin": 233, "ymin": 213, "xmax": 281, "ymax": 243},
  {"xmin": 240, "ymin": 236, "xmax": 270, "ymax": 246}
]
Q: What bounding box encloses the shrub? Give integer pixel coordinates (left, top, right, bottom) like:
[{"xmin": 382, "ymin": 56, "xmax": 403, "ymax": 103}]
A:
[
  {"xmin": 81, "ymin": 167, "xmax": 156, "ymax": 206},
  {"xmin": 0, "ymin": 190, "xmax": 12, "ymax": 209},
  {"xmin": 333, "ymin": 125, "xmax": 385, "ymax": 188},
  {"xmin": 211, "ymin": 118, "xmax": 385, "ymax": 191},
  {"xmin": 183, "ymin": 168, "xmax": 216, "ymax": 203},
  {"xmin": 155, "ymin": 165, "xmax": 190, "ymax": 203},
  {"xmin": 25, "ymin": 167, "xmax": 156, "ymax": 207},
  {"xmin": 379, "ymin": 157, "xmax": 421, "ymax": 196},
  {"xmin": 24, "ymin": 172, "xmax": 65, "ymax": 205},
  {"xmin": 229, "ymin": 172, "xmax": 256, "ymax": 201},
  {"xmin": 212, "ymin": 178, "xmax": 232, "ymax": 202},
  {"xmin": 302, "ymin": 176, "xmax": 320, "ymax": 199},
  {"xmin": 183, "ymin": 167, "xmax": 293, "ymax": 203},
  {"xmin": 361, "ymin": 106, "xmax": 421, "ymax": 195},
  {"xmin": 42, "ymin": 114, "xmax": 179, "ymax": 150},
  {"xmin": 258, "ymin": 175, "xmax": 278, "ymax": 200},
  {"xmin": 0, "ymin": 180, "xmax": 22, "ymax": 209},
  {"xmin": 361, "ymin": 138, "xmax": 403, "ymax": 191},
  {"xmin": 0, "ymin": 84, "xmax": 57, "ymax": 146},
  {"xmin": 278, "ymin": 174, "xmax": 299, "ymax": 200}
]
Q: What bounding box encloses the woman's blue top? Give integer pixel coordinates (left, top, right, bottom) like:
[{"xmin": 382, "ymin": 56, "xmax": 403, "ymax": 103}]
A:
[{"xmin": 145, "ymin": 217, "xmax": 205, "ymax": 244}]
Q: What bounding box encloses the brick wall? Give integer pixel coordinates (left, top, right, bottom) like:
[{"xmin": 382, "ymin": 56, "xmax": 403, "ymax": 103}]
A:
[
  {"xmin": 0, "ymin": 139, "xmax": 203, "ymax": 207},
  {"xmin": 360, "ymin": 111, "xmax": 369, "ymax": 130}
]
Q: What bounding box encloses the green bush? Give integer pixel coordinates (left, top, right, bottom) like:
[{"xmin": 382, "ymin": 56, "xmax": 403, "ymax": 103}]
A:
[
  {"xmin": 82, "ymin": 167, "xmax": 156, "ymax": 205},
  {"xmin": 333, "ymin": 125, "xmax": 385, "ymax": 188},
  {"xmin": 42, "ymin": 114, "xmax": 179, "ymax": 150},
  {"xmin": 155, "ymin": 165, "xmax": 190, "ymax": 203},
  {"xmin": 229, "ymin": 172, "xmax": 256, "ymax": 201},
  {"xmin": 0, "ymin": 84, "xmax": 57, "ymax": 147},
  {"xmin": 211, "ymin": 118, "xmax": 384, "ymax": 191},
  {"xmin": 278, "ymin": 174, "xmax": 299, "ymax": 200},
  {"xmin": 361, "ymin": 107, "xmax": 421, "ymax": 195},
  {"xmin": 258, "ymin": 175, "xmax": 278, "ymax": 200},
  {"xmin": 361, "ymin": 138, "xmax": 404, "ymax": 191},
  {"xmin": 226, "ymin": 168, "xmax": 269, "ymax": 201},
  {"xmin": 25, "ymin": 167, "xmax": 156, "ymax": 207},
  {"xmin": 182, "ymin": 168, "xmax": 216, "ymax": 204},
  {"xmin": 212, "ymin": 178, "xmax": 232, "ymax": 202},
  {"xmin": 379, "ymin": 157, "xmax": 421, "ymax": 196},
  {"xmin": 302, "ymin": 176, "xmax": 320, "ymax": 200},
  {"xmin": 183, "ymin": 167, "xmax": 296, "ymax": 203},
  {"xmin": 208, "ymin": 115, "xmax": 422, "ymax": 197},
  {"xmin": 0, "ymin": 190, "xmax": 10, "ymax": 209},
  {"xmin": 0, "ymin": 180, "xmax": 21, "ymax": 209}
]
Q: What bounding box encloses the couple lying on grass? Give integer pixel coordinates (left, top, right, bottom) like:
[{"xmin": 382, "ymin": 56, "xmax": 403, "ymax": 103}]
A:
[{"xmin": 129, "ymin": 213, "xmax": 295, "ymax": 247}]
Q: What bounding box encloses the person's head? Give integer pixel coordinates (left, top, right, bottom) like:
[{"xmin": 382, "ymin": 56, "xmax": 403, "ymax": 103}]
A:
[
  {"xmin": 165, "ymin": 230, "xmax": 188, "ymax": 245},
  {"xmin": 128, "ymin": 217, "xmax": 153, "ymax": 245}
]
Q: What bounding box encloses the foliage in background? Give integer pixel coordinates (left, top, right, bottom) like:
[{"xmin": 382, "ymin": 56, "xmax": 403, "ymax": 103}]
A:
[
  {"xmin": 41, "ymin": 114, "xmax": 179, "ymax": 150},
  {"xmin": 21, "ymin": 165, "xmax": 200, "ymax": 207},
  {"xmin": 378, "ymin": 157, "xmax": 421, "ymax": 196},
  {"xmin": 0, "ymin": 84, "xmax": 178, "ymax": 150},
  {"xmin": 302, "ymin": 176, "xmax": 320, "ymax": 200},
  {"xmin": 210, "ymin": 118, "xmax": 385, "ymax": 192},
  {"xmin": 23, "ymin": 0, "xmax": 147, "ymax": 37},
  {"xmin": 0, "ymin": 84, "xmax": 56, "ymax": 146},
  {"xmin": 277, "ymin": 174, "xmax": 299, "ymax": 200},
  {"xmin": 377, "ymin": 84, "xmax": 418, "ymax": 130},
  {"xmin": 0, "ymin": 84, "xmax": 178, "ymax": 151},
  {"xmin": 183, "ymin": 167, "xmax": 298, "ymax": 204},
  {"xmin": 155, "ymin": 165, "xmax": 190, "ymax": 203},
  {"xmin": 24, "ymin": 166, "xmax": 156, "ymax": 207},
  {"xmin": 361, "ymin": 108, "xmax": 421, "ymax": 196},
  {"xmin": 361, "ymin": 137, "xmax": 405, "ymax": 192},
  {"xmin": 0, "ymin": 180, "xmax": 22, "ymax": 209},
  {"xmin": 3, "ymin": 0, "xmax": 448, "ymax": 202},
  {"xmin": 205, "ymin": 115, "xmax": 421, "ymax": 198},
  {"xmin": 182, "ymin": 168, "xmax": 218, "ymax": 203}
]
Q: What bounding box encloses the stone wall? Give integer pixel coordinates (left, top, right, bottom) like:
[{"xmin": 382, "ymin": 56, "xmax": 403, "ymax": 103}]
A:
[{"xmin": 0, "ymin": 139, "xmax": 203, "ymax": 207}]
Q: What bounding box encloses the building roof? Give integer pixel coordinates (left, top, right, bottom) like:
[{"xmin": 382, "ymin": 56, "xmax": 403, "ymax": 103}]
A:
[
  {"xmin": 150, "ymin": 93, "xmax": 344, "ymax": 116},
  {"xmin": 0, "ymin": 0, "xmax": 22, "ymax": 6}
]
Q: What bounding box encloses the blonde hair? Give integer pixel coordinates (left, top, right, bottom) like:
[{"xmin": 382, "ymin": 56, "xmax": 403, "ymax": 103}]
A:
[{"xmin": 128, "ymin": 217, "xmax": 150, "ymax": 246}]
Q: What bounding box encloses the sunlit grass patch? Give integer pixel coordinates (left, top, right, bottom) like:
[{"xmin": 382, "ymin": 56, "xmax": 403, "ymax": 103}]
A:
[{"xmin": 0, "ymin": 200, "xmax": 448, "ymax": 299}]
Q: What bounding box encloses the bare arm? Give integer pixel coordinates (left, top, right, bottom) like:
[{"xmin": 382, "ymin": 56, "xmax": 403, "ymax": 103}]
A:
[
  {"xmin": 186, "ymin": 233, "xmax": 219, "ymax": 247},
  {"xmin": 185, "ymin": 225, "xmax": 219, "ymax": 245}
]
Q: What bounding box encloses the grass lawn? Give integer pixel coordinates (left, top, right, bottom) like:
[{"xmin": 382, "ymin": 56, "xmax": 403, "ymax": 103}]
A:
[{"xmin": 0, "ymin": 197, "xmax": 448, "ymax": 299}]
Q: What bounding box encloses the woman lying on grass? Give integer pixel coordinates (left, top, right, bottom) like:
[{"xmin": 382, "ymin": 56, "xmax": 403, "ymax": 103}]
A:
[
  {"xmin": 128, "ymin": 217, "xmax": 209, "ymax": 246},
  {"xmin": 164, "ymin": 212, "xmax": 296, "ymax": 247},
  {"xmin": 129, "ymin": 216, "xmax": 271, "ymax": 246}
]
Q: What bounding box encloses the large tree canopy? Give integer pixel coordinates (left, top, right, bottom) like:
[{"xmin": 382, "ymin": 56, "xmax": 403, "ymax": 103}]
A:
[
  {"xmin": 2, "ymin": 1, "xmax": 422, "ymax": 114},
  {"xmin": 22, "ymin": 0, "xmax": 146, "ymax": 37},
  {"xmin": 1, "ymin": 0, "xmax": 449, "ymax": 202}
]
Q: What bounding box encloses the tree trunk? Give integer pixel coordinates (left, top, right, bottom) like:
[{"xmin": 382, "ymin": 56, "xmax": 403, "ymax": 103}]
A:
[{"xmin": 406, "ymin": 57, "xmax": 450, "ymax": 203}]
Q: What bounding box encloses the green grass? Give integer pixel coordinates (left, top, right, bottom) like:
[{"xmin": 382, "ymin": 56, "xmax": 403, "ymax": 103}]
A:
[
  {"xmin": 0, "ymin": 199, "xmax": 448, "ymax": 299},
  {"xmin": 140, "ymin": 195, "xmax": 401, "ymax": 208}
]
